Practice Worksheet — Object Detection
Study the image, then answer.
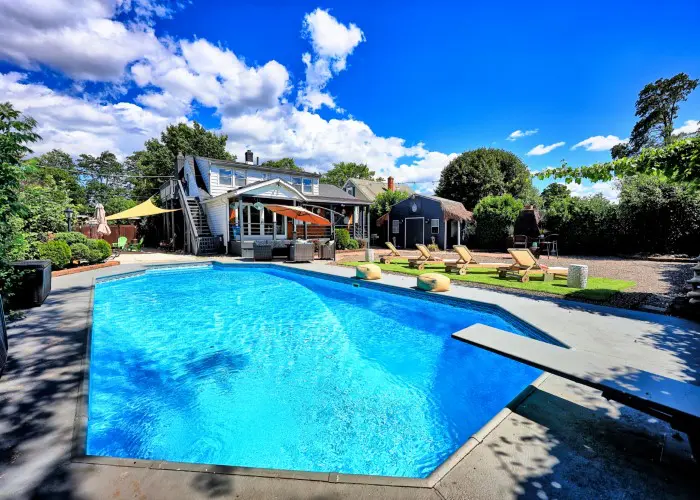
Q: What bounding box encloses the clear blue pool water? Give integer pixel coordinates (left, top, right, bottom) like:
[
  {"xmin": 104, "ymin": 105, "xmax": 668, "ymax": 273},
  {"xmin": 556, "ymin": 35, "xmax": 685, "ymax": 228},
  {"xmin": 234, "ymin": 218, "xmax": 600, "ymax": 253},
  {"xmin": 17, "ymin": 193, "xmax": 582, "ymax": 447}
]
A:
[{"xmin": 87, "ymin": 264, "xmax": 545, "ymax": 478}]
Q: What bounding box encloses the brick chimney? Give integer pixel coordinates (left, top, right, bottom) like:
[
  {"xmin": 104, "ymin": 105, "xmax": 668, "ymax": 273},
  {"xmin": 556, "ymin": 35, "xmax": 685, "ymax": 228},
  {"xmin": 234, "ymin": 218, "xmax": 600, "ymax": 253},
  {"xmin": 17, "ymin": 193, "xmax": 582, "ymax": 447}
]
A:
[
  {"xmin": 245, "ymin": 149, "xmax": 254, "ymax": 164},
  {"xmin": 387, "ymin": 176, "xmax": 395, "ymax": 192}
]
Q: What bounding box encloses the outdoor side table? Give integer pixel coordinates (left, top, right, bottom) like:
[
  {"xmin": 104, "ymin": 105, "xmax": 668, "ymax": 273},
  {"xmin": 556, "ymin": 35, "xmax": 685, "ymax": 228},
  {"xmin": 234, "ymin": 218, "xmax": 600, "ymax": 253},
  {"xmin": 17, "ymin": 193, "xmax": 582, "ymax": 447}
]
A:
[{"xmin": 567, "ymin": 264, "xmax": 589, "ymax": 289}]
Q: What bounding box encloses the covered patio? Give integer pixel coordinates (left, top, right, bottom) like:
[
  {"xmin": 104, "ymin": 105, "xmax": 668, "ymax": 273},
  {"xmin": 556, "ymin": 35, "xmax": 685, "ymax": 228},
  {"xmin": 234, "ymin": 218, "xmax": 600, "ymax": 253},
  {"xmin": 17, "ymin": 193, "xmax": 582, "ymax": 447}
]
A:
[{"xmin": 200, "ymin": 178, "xmax": 371, "ymax": 257}]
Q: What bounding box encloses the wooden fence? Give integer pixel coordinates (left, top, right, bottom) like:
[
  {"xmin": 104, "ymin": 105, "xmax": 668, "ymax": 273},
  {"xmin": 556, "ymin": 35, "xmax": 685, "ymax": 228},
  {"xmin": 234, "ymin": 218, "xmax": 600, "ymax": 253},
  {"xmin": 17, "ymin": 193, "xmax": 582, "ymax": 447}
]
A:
[{"xmin": 77, "ymin": 224, "xmax": 137, "ymax": 245}]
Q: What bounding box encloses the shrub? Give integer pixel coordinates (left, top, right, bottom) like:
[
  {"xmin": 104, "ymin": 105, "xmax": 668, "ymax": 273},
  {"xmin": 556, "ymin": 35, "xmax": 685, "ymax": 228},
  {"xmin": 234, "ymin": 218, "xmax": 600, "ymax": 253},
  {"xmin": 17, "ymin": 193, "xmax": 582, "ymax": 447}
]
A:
[
  {"xmin": 562, "ymin": 195, "xmax": 618, "ymax": 255},
  {"xmin": 87, "ymin": 239, "xmax": 112, "ymax": 262},
  {"xmin": 37, "ymin": 240, "xmax": 71, "ymax": 269},
  {"xmin": 53, "ymin": 231, "xmax": 88, "ymax": 246},
  {"xmin": 427, "ymin": 243, "xmax": 439, "ymax": 252},
  {"xmin": 473, "ymin": 194, "xmax": 524, "ymax": 249},
  {"xmin": 70, "ymin": 243, "xmax": 91, "ymax": 262},
  {"xmin": 346, "ymin": 238, "xmax": 360, "ymax": 250},
  {"xmin": 335, "ymin": 228, "xmax": 351, "ymax": 249}
]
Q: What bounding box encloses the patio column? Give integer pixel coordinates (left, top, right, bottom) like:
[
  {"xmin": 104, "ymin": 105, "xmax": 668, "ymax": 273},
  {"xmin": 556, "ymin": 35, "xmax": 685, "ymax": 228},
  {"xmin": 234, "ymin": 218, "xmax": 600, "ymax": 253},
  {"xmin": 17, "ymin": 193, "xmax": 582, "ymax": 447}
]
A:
[
  {"xmin": 238, "ymin": 198, "xmax": 244, "ymax": 243},
  {"xmin": 366, "ymin": 207, "xmax": 370, "ymax": 246},
  {"xmin": 272, "ymin": 211, "xmax": 277, "ymax": 242},
  {"xmin": 292, "ymin": 199, "xmax": 297, "ymax": 241},
  {"xmin": 443, "ymin": 218, "xmax": 448, "ymax": 250},
  {"xmin": 223, "ymin": 200, "xmax": 229, "ymax": 254},
  {"xmin": 457, "ymin": 220, "xmax": 461, "ymax": 246}
]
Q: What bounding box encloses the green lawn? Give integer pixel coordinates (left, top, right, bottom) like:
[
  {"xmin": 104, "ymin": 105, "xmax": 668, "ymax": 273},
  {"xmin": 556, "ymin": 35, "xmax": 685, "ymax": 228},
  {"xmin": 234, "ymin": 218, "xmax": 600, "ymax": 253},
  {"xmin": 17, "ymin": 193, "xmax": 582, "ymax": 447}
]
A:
[{"xmin": 340, "ymin": 259, "xmax": 635, "ymax": 301}]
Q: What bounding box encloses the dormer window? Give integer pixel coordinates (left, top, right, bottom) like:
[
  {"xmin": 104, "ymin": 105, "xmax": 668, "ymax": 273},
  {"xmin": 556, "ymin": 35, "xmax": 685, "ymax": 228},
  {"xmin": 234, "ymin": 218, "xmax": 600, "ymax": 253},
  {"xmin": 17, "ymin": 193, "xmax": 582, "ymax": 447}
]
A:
[
  {"xmin": 219, "ymin": 168, "xmax": 233, "ymax": 186},
  {"xmin": 292, "ymin": 177, "xmax": 303, "ymax": 191},
  {"xmin": 234, "ymin": 170, "xmax": 246, "ymax": 187},
  {"xmin": 303, "ymin": 178, "xmax": 312, "ymax": 193}
]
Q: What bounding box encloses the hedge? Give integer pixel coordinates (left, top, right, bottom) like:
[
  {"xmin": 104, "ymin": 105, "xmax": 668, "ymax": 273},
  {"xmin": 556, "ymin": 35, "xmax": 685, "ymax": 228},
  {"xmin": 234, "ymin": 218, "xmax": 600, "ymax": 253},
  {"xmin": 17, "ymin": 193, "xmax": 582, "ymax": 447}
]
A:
[{"xmin": 38, "ymin": 240, "xmax": 72, "ymax": 269}]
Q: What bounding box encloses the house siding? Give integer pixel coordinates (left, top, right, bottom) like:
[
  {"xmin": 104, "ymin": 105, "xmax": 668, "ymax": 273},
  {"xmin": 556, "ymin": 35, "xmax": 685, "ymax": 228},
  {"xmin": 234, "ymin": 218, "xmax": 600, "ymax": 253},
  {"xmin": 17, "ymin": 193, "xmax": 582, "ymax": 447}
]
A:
[
  {"xmin": 389, "ymin": 196, "xmax": 449, "ymax": 249},
  {"xmin": 207, "ymin": 164, "xmax": 320, "ymax": 198},
  {"xmin": 205, "ymin": 198, "xmax": 228, "ymax": 237}
]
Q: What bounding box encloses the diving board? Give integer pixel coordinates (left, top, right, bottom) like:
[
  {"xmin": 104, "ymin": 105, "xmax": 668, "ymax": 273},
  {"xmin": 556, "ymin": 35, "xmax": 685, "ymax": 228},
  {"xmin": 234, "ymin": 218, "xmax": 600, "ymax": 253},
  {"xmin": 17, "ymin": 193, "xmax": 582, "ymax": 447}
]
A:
[{"xmin": 452, "ymin": 324, "xmax": 700, "ymax": 455}]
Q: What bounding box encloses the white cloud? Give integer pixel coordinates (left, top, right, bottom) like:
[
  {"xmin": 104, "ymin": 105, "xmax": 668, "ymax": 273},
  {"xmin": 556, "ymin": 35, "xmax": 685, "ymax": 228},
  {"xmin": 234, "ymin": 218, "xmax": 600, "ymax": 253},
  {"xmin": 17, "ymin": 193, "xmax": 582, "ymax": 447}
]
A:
[
  {"xmin": 0, "ymin": 6, "xmax": 456, "ymax": 190},
  {"xmin": 507, "ymin": 129, "xmax": 538, "ymax": 141},
  {"xmin": 0, "ymin": 71, "xmax": 186, "ymax": 158},
  {"xmin": 673, "ymin": 119, "xmax": 699, "ymax": 136},
  {"xmin": 566, "ymin": 181, "xmax": 619, "ymax": 202},
  {"xmin": 0, "ymin": 0, "xmax": 170, "ymax": 81},
  {"xmin": 526, "ymin": 142, "xmax": 565, "ymax": 156},
  {"xmin": 571, "ymin": 135, "xmax": 627, "ymax": 152},
  {"xmin": 297, "ymin": 9, "xmax": 365, "ymax": 111}
]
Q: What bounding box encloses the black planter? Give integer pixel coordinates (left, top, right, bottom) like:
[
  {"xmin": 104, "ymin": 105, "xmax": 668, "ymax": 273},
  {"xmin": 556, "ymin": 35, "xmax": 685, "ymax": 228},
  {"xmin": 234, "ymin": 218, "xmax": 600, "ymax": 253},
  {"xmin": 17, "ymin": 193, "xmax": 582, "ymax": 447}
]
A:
[{"xmin": 10, "ymin": 260, "xmax": 52, "ymax": 308}]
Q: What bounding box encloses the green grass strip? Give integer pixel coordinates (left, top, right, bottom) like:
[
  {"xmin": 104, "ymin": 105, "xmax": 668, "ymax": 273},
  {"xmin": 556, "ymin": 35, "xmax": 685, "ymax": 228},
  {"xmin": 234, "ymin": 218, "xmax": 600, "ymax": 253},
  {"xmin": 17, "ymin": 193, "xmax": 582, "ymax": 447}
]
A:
[{"xmin": 340, "ymin": 259, "xmax": 635, "ymax": 301}]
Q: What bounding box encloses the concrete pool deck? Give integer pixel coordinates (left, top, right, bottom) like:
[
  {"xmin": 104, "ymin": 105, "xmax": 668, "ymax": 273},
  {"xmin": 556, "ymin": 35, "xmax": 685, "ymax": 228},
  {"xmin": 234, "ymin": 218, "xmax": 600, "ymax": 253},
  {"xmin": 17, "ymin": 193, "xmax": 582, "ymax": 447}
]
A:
[{"xmin": 1, "ymin": 259, "xmax": 698, "ymax": 499}]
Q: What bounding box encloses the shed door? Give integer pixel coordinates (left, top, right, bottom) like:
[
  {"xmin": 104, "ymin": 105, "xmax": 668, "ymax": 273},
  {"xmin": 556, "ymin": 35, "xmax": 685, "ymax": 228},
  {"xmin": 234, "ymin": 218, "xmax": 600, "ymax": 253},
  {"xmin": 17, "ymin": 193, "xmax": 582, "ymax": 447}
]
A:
[{"xmin": 405, "ymin": 217, "xmax": 424, "ymax": 248}]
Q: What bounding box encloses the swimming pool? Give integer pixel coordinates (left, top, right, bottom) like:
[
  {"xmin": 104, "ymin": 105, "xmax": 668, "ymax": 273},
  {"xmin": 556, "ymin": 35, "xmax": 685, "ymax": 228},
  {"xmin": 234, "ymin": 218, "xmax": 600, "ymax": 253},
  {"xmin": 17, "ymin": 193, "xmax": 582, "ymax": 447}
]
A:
[{"xmin": 87, "ymin": 264, "xmax": 548, "ymax": 478}]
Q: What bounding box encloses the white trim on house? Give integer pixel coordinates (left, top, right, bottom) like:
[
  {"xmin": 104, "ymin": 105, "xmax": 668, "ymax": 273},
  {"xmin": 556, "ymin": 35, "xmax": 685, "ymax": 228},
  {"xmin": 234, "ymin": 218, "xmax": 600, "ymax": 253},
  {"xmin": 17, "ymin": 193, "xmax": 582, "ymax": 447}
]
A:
[{"xmin": 201, "ymin": 178, "xmax": 308, "ymax": 205}]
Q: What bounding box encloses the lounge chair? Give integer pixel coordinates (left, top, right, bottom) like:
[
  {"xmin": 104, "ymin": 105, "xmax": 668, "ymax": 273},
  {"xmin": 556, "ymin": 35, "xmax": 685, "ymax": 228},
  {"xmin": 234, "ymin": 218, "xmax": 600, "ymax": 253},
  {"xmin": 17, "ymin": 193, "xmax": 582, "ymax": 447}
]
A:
[
  {"xmin": 445, "ymin": 245, "xmax": 511, "ymax": 275},
  {"xmin": 380, "ymin": 242, "xmax": 402, "ymax": 264},
  {"xmin": 452, "ymin": 324, "xmax": 700, "ymax": 459},
  {"xmin": 408, "ymin": 244, "xmax": 442, "ymax": 270},
  {"xmin": 111, "ymin": 236, "xmax": 127, "ymax": 251},
  {"xmin": 128, "ymin": 237, "xmax": 144, "ymax": 252},
  {"xmin": 499, "ymin": 248, "xmax": 568, "ymax": 282}
]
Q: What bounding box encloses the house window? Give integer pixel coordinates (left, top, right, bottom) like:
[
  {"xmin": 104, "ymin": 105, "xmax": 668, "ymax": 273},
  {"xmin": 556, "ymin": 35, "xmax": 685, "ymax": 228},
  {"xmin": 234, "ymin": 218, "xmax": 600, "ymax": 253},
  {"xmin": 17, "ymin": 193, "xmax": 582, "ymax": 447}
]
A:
[
  {"xmin": 303, "ymin": 178, "xmax": 313, "ymax": 193},
  {"xmin": 292, "ymin": 177, "xmax": 303, "ymax": 191},
  {"xmin": 431, "ymin": 219, "xmax": 440, "ymax": 234},
  {"xmin": 392, "ymin": 220, "xmax": 400, "ymax": 234},
  {"xmin": 219, "ymin": 168, "xmax": 232, "ymax": 186},
  {"xmin": 346, "ymin": 186, "xmax": 355, "ymax": 196},
  {"xmin": 234, "ymin": 170, "xmax": 246, "ymax": 187}
]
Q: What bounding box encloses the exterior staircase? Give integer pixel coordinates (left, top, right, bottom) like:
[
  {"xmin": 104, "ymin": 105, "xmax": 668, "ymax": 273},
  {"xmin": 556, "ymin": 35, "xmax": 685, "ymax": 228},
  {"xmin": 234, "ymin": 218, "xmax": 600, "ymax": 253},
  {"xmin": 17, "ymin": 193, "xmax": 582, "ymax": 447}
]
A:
[{"xmin": 186, "ymin": 198, "xmax": 212, "ymax": 237}]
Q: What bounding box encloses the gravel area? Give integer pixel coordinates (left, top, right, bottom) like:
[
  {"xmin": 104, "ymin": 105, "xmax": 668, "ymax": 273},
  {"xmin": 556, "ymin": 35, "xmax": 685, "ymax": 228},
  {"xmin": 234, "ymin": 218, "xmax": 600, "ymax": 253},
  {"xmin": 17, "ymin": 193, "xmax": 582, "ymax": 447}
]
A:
[{"xmin": 336, "ymin": 249, "xmax": 695, "ymax": 311}]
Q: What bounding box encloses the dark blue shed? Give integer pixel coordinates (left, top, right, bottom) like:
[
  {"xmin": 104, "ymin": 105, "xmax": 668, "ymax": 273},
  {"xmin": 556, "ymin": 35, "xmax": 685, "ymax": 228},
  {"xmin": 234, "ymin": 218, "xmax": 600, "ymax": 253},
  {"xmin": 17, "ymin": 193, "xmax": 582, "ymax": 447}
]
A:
[{"xmin": 383, "ymin": 194, "xmax": 473, "ymax": 249}]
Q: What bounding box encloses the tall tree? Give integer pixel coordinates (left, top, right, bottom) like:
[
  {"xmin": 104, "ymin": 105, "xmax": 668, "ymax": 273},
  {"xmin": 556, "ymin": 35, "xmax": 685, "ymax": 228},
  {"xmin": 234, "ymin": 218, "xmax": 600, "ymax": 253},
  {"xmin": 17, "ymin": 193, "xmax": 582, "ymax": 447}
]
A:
[
  {"xmin": 0, "ymin": 103, "xmax": 40, "ymax": 298},
  {"xmin": 371, "ymin": 189, "xmax": 410, "ymax": 217},
  {"xmin": 435, "ymin": 148, "xmax": 532, "ymax": 210},
  {"xmin": 625, "ymin": 73, "xmax": 698, "ymax": 155},
  {"xmin": 320, "ymin": 162, "xmax": 375, "ymax": 187},
  {"xmin": 260, "ymin": 157, "xmax": 303, "ymax": 172},
  {"xmin": 78, "ymin": 151, "xmax": 129, "ymax": 204},
  {"xmin": 34, "ymin": 149, "xmax": 86, "ymax": 208},
  {"xmin": 541, "ymin": 183, "xmax": 570, "ymax": 209},
  {"xmin": 128, "ymin": 121, "xmax": 236, "ymax": 201}
]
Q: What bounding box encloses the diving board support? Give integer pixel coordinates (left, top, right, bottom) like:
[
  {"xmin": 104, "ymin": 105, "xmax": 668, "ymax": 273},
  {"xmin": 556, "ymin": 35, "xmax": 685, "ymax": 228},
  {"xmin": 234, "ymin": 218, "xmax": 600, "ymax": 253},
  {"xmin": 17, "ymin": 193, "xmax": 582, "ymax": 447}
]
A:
[{"xmin": 451, "ymin": 324, "xmax": 700, "ymax": 458}]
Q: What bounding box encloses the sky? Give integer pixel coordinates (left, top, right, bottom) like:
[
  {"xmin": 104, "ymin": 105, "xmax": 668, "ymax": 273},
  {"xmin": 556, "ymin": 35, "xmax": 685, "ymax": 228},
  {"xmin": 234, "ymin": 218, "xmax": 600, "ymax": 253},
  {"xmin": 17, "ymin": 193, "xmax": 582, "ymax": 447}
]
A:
[{"xmin": 0, "ymin": 0, "xmax": 699, "ymax": 200}]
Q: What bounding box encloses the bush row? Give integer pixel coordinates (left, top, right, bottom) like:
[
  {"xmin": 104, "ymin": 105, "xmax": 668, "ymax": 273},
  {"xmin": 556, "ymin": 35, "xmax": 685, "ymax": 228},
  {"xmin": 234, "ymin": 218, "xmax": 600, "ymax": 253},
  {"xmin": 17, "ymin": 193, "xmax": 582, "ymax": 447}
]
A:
[
  {"xmin": 37, "ymin": 232, "xmax": 112, "ymax": 269},
  {"xmin": 471, "ymin": 176, "xmax": 700, "ymax": 255}
]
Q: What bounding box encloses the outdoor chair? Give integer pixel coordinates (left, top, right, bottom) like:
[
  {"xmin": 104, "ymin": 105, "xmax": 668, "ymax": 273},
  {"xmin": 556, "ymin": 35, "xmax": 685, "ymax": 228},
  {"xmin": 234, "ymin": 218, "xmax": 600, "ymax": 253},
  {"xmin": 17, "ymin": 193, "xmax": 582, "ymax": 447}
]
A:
[
  {"xmin": 408, "ymin": 244, "xmax": 442, "ymax": 270},
  {"xmin": 499, "ymin": 248, "xmax": 568, "ymax": 282},
  {"xmin": 513, "ymin": 234, "xmax": 528, "ymax": 248},
  {"xmin": 445, "ymin": 245, "xmax": 510, "ymax": 275},
  {"xmin": 380, "ymin": 242, "xmax": 403, "ymax": 263},
  {"xmin": 159, "ymin": 234, "xmax": 176, "ymax": 252},
  {"xmin": 253, "ymin": 240, "xmax": 273, "ymax": 261},
  {"xmin": 288, "ymin": 241, "xmax": 314, "ymax": 262},
  {"xmin": 128, "ymin": 237, "xmax": 144, "ymax": 252},
  {"xmin": 112, "ymin": 236, "xmax": 127, "ymax": 250},
  {"xmin": 319, "ymin": 240, "xmax": 336, "ymax": 260},
  {"xmin": 543, "ymin": 233, "xmax": 559, "ymax": 258}
]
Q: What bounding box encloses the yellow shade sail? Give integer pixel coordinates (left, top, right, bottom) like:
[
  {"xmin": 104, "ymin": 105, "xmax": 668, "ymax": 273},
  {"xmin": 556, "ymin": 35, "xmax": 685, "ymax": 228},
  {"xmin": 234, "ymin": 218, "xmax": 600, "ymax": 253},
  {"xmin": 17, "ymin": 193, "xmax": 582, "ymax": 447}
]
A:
[{"xmin": 106, "ymin": 198, "xmax": 181, "ymax": 220}]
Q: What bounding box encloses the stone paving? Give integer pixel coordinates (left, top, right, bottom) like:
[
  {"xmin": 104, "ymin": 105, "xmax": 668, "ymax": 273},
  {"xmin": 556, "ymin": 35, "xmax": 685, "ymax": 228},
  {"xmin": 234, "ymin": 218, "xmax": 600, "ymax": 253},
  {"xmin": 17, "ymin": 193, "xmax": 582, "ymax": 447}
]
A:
[{"xmin": 1, "ymin": 259, "xmax": 698, "ymax": 499}]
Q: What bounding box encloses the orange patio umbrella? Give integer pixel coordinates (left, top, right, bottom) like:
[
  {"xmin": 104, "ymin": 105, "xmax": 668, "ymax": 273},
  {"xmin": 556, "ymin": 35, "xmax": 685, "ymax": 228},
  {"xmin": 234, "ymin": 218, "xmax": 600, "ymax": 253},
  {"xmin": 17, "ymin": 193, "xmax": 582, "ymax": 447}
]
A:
[{"xmin": 265, "ymin": 204, "xmax": 331, "ymax": 226}]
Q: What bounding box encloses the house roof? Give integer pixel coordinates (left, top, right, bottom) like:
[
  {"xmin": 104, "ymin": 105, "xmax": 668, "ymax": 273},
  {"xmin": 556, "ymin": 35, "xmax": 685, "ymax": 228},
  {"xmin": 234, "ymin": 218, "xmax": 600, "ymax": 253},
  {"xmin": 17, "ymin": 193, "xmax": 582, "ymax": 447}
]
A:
[
  {"xmin": 419, "ymin": 194, "xmax": 474, "ymax": 221},
  {"xmin": 316, "ymin": 183, "xmax": 371, "ymax": 205},
  {"xmin": 346, "ymin": 178, "xmax": 413, "ymax": 202},
  {"xmin": 197, "ymin": 155, "xmax": 322, "ymax": 178}
]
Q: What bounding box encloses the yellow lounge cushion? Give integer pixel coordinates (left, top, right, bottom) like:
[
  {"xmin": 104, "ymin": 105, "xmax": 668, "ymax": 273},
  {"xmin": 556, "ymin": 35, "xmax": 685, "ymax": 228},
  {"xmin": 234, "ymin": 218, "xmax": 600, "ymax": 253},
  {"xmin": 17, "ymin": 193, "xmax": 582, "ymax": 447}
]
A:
[
  {"xmin": 356, "ymin": 263, "xmax": 381, "ymax": 280},
  {"xmin": 417, "ymin": 273, "xmax": 450, "ymax": 292}
]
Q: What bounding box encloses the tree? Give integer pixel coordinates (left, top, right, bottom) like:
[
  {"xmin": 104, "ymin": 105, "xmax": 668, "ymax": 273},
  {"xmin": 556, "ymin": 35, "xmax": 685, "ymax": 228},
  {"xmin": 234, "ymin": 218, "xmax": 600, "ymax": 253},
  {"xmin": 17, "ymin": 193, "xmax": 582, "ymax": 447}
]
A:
[
  {"xmin": 128, "ymin": 122, "xmax": 236, "ymax": 202},
  {"xmin": 161, "ymin": 122, "xmax": 234, "ymax": 161},
  {"xmin": 320, "ymin": 162, "xmax": 375, "ymax": 187},
  {"xmin": 33, "ymin": 149, "xmax": 87, "ymax": 208},
  {"xmin": 435, "ymin": 148, "xmax": 532, "ymax": 210},
  {"xmin": 78, "ymin": 151, "xmax": 129, "ymax": 204},
  {"xmin": 627, "ymin": 73, "xmax": 698, "ymax": 155},
  {"xmin": 473, "ymin": 194, "xmax": 523, "ymax": 249},
  {"xmin": 371, "ymin": 189, "xmax": 410, "ymax": 218},
  {"xmin": 541, "ymin": 183, "xmax": 570, "ymax": 209},
  {"xmin": 538, "ymin": 137, "xmax": 700, "ymax": 188},
  {"xmin": 0, "ymin": 103, "xmax": 40, "ymax": 299},
  {"xmin": 260, "ymin": 157, "xmax": 303, "ymax": 172}
]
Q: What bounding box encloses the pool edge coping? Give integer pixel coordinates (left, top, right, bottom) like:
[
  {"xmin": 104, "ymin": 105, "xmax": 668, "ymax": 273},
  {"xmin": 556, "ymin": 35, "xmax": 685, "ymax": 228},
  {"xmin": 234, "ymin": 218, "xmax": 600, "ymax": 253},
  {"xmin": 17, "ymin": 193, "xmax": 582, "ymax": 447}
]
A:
[{"xmin": 71, "ymin": 260, "xmax": 557, "ymax": 488}]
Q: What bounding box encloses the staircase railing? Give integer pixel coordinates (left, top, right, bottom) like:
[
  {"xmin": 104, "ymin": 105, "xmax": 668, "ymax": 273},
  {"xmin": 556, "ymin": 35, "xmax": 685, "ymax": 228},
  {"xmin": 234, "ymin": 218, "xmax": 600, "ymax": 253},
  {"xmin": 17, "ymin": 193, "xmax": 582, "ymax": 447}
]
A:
[{"xmin": 176, "ymin": 180, "xmax": 200, "ymax": 255}]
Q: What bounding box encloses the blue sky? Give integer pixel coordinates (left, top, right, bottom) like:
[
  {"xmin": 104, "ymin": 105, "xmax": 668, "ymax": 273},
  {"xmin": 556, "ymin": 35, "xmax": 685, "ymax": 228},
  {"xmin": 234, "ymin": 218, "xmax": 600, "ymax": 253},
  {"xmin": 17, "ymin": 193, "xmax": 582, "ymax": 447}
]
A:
[{"xmin": 0, "ymin": 0, "xmax": 698, "ymax": 199}]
